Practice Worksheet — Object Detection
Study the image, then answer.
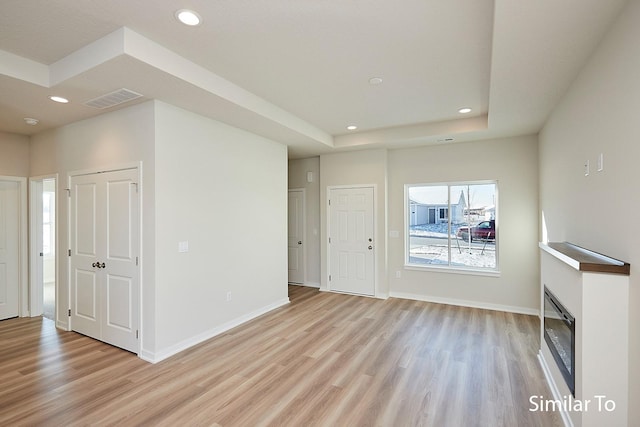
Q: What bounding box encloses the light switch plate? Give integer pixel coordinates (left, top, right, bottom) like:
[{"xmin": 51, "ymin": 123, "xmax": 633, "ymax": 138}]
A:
[
  {"xmin": 178, "ymin": 241, "xmax": 189, "ymax": 253},
  {"xmin": 597, "ymin": 153, "xmax": 604, "ymax": 172}
]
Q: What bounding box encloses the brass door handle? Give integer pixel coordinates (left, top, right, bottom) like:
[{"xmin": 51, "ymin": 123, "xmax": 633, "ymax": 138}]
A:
[
  {"xmin": 298, "ymin": 241, "xmax": 302, "ymax": 245},
  {"xmin": 368, "ymin": 246, "xmax": 373, "ymax": 250},
  {"xmin": 92, "ymin": 262, "xmax": 106, "ymax": 269}
]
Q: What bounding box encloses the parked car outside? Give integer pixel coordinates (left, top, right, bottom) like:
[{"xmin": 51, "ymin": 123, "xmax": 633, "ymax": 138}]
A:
[{"xmin": 456, "ymin": 220, "xmax": 495, "ymax": 242}]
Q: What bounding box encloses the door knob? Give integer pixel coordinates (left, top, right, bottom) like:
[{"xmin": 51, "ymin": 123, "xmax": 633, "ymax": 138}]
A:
[
  {"xmin": 99, "ymin": 262, "xmax": 105, "ymax": 269},
  {"xmin": 298, "ymin": 241, "xmax": 302, "ymax": 245},
  {"xmin": 368, "ymin": 246, "xmax": 373, "ymax": 250},
  {"xmin": 92, "ymin": 262, "xmax": 98, "ymax": 268}
]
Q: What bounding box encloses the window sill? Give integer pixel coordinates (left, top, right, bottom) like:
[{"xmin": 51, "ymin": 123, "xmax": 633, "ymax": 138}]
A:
[{"xmin": 404, "ymin": 264, "xmax": 501, "ymax": 278}]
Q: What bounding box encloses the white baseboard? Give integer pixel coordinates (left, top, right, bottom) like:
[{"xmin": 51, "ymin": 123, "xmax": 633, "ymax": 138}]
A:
[
  {"xmin": 538, "ymin": 350, "xmax": 574, "ymax": 427},
  {"xmin": 138, "ymin": 348, "xmax": 156, "ymax": 363},
  {"xmin": 139, "ymin": 298, "xmax": 290, "ymax": 364},
  {"xmin": 56, "ymin": 320, "xmax": 68, "ymax": 331},
  {"xmin": 388, "ymin": 291, "xmax": 539, "ymax": 316}
]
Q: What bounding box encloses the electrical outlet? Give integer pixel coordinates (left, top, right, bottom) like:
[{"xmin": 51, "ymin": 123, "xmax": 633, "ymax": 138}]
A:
[
  {"xmin": 226, "ymin": 291, "xmax": 232, "ymax": 302},
  {"xmin": 395, "ymin": 270, "xmax": 401, "ymax": 278}
]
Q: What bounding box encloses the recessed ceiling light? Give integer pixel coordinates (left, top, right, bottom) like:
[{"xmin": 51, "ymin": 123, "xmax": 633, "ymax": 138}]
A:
[
  {"xmin": 458, "ymin": 107, "xmax": 472, "ymax": 114},
  {"xmin": 175, "ymin": 9, "xmax": 201, "ymax": 26},
  {"xmin": 49, "ymin": 95, "xmax": 69, "ymax": 103},
  {"xmin": 369, "ymin": 77, "xmax": 383, "ymax": 85},
  {"xmin": 24, "ymin": 117, "xmax": 39, "ymax": 126},
  {"xmin": 346, "ymin": 125, "xmax": 358, "ymax": 131}
]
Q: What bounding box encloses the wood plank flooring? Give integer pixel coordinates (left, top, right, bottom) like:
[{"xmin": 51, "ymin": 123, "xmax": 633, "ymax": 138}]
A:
[{"xmin": 0, "ymin": 285, "xmax": 562, "ymax": 426}]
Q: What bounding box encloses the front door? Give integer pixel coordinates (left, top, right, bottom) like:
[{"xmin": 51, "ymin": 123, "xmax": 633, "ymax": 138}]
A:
[
  {"xmin": 329, "ymin": 187, "xmax": 375, "ymax": 296},
  {"xmin": 0, "ymin": 180, "xmax": 19, "ymax": 320},
  {"xmin": 288, "ymin": 189, "xmax": 305, "ymax": 284},
  {"xmin": 70, "ymin": 168, "xmax": 139, "ymax": 353}
]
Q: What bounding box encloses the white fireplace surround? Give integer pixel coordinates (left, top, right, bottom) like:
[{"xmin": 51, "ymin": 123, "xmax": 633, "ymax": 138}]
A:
[{"xmin": 539, "ymin": 242, "xmax": 630, "ymax": 427}]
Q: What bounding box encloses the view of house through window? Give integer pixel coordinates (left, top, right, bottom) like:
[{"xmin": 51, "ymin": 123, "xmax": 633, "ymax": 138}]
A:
[{"xmin": 406, "ymin": 182, "xmax": 497, "ymax": 271}]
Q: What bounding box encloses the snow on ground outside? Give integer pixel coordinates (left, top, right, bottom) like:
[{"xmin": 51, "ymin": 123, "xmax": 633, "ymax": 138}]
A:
[
  {"xmin": 410, "ymin": 223, "xmax": 455, "ymax": 238},
  {"xmin": 410, "ymin": 223, "xmax": 496, "ymax": 268}
]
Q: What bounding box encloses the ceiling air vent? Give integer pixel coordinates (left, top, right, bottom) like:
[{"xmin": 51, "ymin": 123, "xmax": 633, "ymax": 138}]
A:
[{"xmin": 84, "ymin": 88, "xmax": 143, "ymax": 109}]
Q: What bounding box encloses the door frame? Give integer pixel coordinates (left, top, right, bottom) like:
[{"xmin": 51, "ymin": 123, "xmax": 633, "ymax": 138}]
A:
[
  {"xmin": 288, "ymin": 188, "xmax": 306, "ymax": 285},
  {"xmin": 0, "ymin": 175, "xmax": 28, "ymax": 317},
  {"xmin": 67, "ymin": 162, "xmax": 142, "ymax": 350},
  {"xmin": 326, "ymin": 184, "xmax": 377, "ymax": 297},
  {"xmin": 29, "ymin": 174, "xmax": 58, "ymax": 320}
]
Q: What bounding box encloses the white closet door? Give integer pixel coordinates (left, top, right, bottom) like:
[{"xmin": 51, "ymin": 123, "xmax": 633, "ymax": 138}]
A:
[{"xmin": 70, "ymin": 169, "xmax": 139, "ymax": 353}]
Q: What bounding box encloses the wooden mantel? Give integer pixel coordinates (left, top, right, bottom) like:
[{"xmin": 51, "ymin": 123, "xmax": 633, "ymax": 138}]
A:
[{"xmin": 539, "ymin": 241, "xmax": 630, "ymax": 275}]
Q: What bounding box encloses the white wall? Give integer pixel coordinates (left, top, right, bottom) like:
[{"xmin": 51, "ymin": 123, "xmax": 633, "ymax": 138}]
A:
[
  {"xmin": 29, "ymin": 101, "xmax": 157, "ymax": 351},
  {"xmin": 539, "ymin": 0, "xmax": 640, "ymax": 420},
  {"xmin": 288, "ymin": 157, "xmax": 321, "ymax": 286},
  {"xmin": 0, "ymin": 132, "xmax": 29, "ymax": 177},
  {"xmin": 28, "ymin": 100, "xmax": 289, "ymax": 362},
  {"xmin": 388, "ymin": 135, "xmax": 540, "ymax": 313},
  {"xmin": 320, "ymin": 149, "xmax": 389, "ymax": 297},
  {"xmin": 317, "ymin": 140, "xmax": 538, "ymax": 310},
  {"xmin": 153, "ymin": 101, "xmax": 289, "ymax": 358}
]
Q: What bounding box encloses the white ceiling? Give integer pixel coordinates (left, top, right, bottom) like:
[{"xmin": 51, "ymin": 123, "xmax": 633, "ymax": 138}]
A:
[{"xmin": 0, "ymin": 0, "xmax": 628, "ymax": 158}]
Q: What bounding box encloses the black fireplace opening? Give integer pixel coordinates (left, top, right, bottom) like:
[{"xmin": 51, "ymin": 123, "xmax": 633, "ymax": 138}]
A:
[{"xmin": 543, "ymin": 286, "xmax": 575, "ymax": 396}]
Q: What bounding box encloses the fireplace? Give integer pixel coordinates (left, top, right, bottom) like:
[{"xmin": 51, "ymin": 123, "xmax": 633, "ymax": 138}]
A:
[
  {"xmin": 543, "ymin": 286, "xmax": 575, "ymax": 396},
  {"xmin": 540, "ymin": 242, "xmax": 630, "ymax": 425}
]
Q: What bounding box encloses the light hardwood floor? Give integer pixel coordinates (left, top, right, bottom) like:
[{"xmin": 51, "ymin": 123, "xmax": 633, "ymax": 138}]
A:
[{"xmin": 0, "ymin": 285, "xmax": 562, "ymax": 426}]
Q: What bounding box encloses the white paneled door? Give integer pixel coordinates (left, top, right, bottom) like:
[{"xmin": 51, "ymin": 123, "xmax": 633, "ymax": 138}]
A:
[
  {"xmin": 288, "ymin": 189, "xmax": 305, "ymax": 284},
  {"xmin": 0, "ymin": 180, "xmax": 19, "ymax": 320},
  {"xmin": 70, "ymin": 168, "xmax": 139, "ymax": 353},
  {"xmin": 329, "ymin": 187, "xmax": 375, "ymax": 296}
]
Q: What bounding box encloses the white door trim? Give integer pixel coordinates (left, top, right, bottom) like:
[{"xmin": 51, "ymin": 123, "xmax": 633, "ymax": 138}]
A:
[
  {"xmin": 326, "ymin": 184, "xmax": 377, "ymax": 297},
  {"xmin": 67, "ymin": 162, "xmax": 142, "ymax": 353},
  {"xmin": 0, "ymin": 175, "xmax": 28, "ymax": 317},
  {"xmin": 288, "ymin": 188, "xmax": 306, "ymax": 285}
]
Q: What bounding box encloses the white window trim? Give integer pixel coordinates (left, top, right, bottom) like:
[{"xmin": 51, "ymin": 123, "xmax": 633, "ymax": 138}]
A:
[{"xmin": 404, "ymin": 180, "xmax": 499, "ymax": 276}]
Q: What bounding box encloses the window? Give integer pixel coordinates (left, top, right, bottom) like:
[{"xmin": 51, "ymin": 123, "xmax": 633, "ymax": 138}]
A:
[
  {"xmin": 406, "ymin": 181, "xmax": 497, "ymax": 272},
  {"xmin": 43, "ymin": 192, "xmax": 55, "ymax": 255}
]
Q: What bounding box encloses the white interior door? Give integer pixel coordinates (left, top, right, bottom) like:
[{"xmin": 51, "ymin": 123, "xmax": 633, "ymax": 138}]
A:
[
  {"xmin": 329, "ymin": 187, "xmax": 375, "ymax": 296},
  {"xmin": 288, "ymin": 189, "xmax": 305, "ymax": 284},
  {"xmin": 102, "ymin": 171, "xmax": 139, "ymax": 351},
  {"xmin": 0, "ymin": 180, "xmax": 20, "ymax": 320},
  {"xmin": 70, "ymin": 168, "xmax": 139, "ymax": 353}
]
